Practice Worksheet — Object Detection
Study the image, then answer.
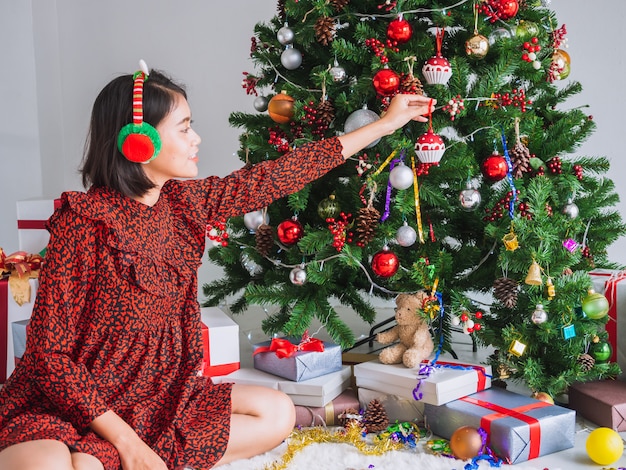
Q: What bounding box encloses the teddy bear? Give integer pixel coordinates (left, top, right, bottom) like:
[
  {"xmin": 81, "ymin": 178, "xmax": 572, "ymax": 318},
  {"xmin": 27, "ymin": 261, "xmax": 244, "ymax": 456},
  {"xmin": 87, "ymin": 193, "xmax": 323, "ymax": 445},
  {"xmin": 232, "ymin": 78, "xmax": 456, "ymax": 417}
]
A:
[{"xmin": 376, "ymin": 291, "xmax": 435, "ymax": 368}]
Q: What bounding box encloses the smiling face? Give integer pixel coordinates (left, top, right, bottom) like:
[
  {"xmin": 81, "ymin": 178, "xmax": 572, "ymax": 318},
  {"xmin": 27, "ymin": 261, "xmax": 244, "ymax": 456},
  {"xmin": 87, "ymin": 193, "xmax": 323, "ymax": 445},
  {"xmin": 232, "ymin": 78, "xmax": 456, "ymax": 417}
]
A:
[{"xmin": 142, "ymin": 93, "xmax": 202, "ymax": 188}]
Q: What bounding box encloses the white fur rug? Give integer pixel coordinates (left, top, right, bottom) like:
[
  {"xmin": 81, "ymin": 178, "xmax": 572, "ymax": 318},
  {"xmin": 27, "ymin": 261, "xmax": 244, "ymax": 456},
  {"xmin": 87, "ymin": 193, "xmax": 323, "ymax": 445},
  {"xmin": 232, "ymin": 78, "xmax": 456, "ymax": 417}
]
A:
[{"xmin": 220, "ymin": 431, "xmax": 562, "ymax": 470}]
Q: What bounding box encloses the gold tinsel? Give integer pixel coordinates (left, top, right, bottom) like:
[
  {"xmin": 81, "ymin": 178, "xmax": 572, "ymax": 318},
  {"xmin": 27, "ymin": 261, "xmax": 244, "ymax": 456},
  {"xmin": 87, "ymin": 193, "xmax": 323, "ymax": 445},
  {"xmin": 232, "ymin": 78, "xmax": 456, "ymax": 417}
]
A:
[{"xmin": 264, "ymin": 422, "xmax": 407, "ymax": 470}]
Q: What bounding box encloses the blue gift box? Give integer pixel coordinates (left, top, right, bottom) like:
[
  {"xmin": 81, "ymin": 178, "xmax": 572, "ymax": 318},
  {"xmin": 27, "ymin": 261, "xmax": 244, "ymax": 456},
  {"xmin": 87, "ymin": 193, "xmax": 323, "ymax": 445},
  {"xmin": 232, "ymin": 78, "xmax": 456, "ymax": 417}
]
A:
[{"xmin": 253, "ymin": 337, "xmax": 342, "ymax": 382}]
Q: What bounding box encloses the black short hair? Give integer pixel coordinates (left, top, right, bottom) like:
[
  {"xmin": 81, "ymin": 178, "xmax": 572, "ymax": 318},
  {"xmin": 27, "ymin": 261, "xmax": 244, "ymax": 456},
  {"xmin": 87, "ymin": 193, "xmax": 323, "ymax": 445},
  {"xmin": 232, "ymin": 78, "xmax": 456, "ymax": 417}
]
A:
[{"xmin": 80, "ymin": 69, "xmax": 187, "ymax": 198}]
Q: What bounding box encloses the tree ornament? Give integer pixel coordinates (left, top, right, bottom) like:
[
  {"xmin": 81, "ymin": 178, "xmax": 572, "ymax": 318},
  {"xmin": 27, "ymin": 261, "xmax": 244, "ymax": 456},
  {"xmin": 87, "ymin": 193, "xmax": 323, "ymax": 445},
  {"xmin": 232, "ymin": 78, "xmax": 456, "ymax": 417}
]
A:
[
  {"xmin": 243, "ymin": 210, "xmax": 269, "ymax": 232},
  {"xmin": 422, "ymin": 28, "xmax": 452, "ymax": 85},
  {"xmin": 576, "ymin": 352, "xmax": 595, "ymax": 372},
  {"xmin": 289, "ymin": 265, "xmax": 307, "ymax": 285},
  {"xmin": 318, "ymin": 194, "xmax": 341, "ymax": 220},
  {"xmin": 562, "ymin": 323, "xmax": 576, "ymax": 340},
  {"xmin": 253, "ymin": 95, "xmax": 269, "ymax": 112},
  {"xmin": 481, "ymin": 152, "xmax": 508, "ymax": 182},
  {"xmin": 362, "ymin": 398, "xmax": 389, "ymax": 433},
  {"xmin": 371, "ymin": 246, "xmax": 399, "ymax": 277},
  {"xmin": 206, "ymin": 219, "xmax": 229, "ymax": 247},
  {"xmin": 277, "ymin": 25, "xmax": 295, "ymax": 45},
  {"xmin": 387, "ymin": 16, "xmax": 413, "ymax": 44},
  {"xmin": 415, "ymin": 129, "xmax": 445, "ymax": 164},
  {"xmin": 330, "ymin": 0, "xmax": 350, "ymax": 12},
  {"xmin": 551, "ymin": 49, "xmax": 571, "ymax": 80},
  {"xmin": 344, "ymin": 107, "xmax": 380, "ymax": 148},
  {"xmin": 330, "ymin": 60, "xmax": 347, "ymax": 83},
  {"xmin": 396, "ymin": 222, "xmax": 417, "ymax": 247},
  {"xmin": 314, "ymin": 16, "xmax": 336, "ymax": 46},
  {"xmin": 546, "ymin": 277, "xmax": 555, "ymax": 300},
  {"xmin": 488, "ymin": 27, "xmax": 512, "ymax": 45},
  {"xmin": 508, "ymin": 339, "xmax": 527, "ymax": 357},
  {"xmin": 281, "ymin": 46, "xmax": 303, "ymax": 70},
  {"xmin": 356, "ymin": 206, "xmax": 380, "ymax": 247},
  {"xmin": 589, "ymin": 337, "xmax": 612, "ymax": 363},
  {"xmin": 581, "ymin": 289, "xmax": 609, "ymax": 319},
  {"xmin": 268, "ymin": 92, "xmax": 295, "ymax": 124},
  {"xmin": 255, "ymin": 224, "xmax": 274, "ymax": 257},
  {"xmin": 240, "ymin": 252, "xmax": 263, "ymax": 276},
  {"xmin": 510, "ymin": 125, "xmax": 531, "ymax": 179},
  {"xmin": 516, "ymin": 20, "xmax": 540, "ymax": 39},
  {"xmin": 562, "ymin": 198, "xmax": 579, "ymax": 219},
  {"xmin": 493, "ymin": 277, "xmax": 518, "ymax": 308},
  {"xmin": 525, "ymin": 260, "xmax": 543, "ymax": 286},
  {"xmin": 372, "ymin": 67, "xmax": 400, "ymax": 96},
  {"xmin": 531, "ymin": 304, "xmax": 548, "ymax": 324},
  {"xmin": 449, "ymin": 426, "xmax": 483, "ymax": 460},
  {"xmin": 465, "ymin": 33, "xmax": 489, "ymax": 59},
  {"xmin": 586, "ymin": 427, "xmax": 624, "ymax": 465},
  {"xmin": 459, "ymin": 181, "xmax": 481, "ymax": 211},
  {"xmin": 499, "ymin": 0, "xmax": 519, "ymax": 19},
  {"xmin": 277, "ymin": 217, "xmax": 304, "ymax": 246},
  {"xmin": 389, "ymin": 161, "xmax": 414, "ymax": 190}
]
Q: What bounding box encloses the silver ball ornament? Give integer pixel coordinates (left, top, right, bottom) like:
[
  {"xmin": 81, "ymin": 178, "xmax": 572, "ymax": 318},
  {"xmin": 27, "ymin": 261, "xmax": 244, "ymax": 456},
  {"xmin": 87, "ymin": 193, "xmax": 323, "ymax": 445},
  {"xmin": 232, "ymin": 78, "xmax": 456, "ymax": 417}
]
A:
[
  {"xmin": 344, "ymin": 108, "xmax": 380, "ymax": 148},
  {"xmin": 396, "ymin": 222, "xmax": 417, "ymax": 247},
  {"xmin": 459, "ymin": 183, "xmax": 482, "ymax": 211},
  {"xmin": 488, "ymin": 27, "xmax": 512, "ymax": 45},
  {"xmin": 243, "ymin": 210, "xmax": 269, "ymax": 232},
  {"xmin": 253, "ymin": 96, "xmax": 269, "ymax": 112},
  {"xmin": 289, "ymin": 266, "xmax": 307, "ymax": 285},
  {"xmin": 389, "ymin": 162, "xmax": 414, "ymax": 190},
  {"xmin": 281, "ymin": 47, "xmax": 302, "ymax": 70},
  {"xmin": 531, "ymin": 304, "xmax": 548, "ymax": 325},
  {"xmin": 277, "ymin": 26, "xmax": 295, "ymax": 45},
  {"xmin": 241, "ymin": 252, "xmax": 264, "ymax": 276},
  {"xmin": 330, "ymin": 65, "xmax": 347, "ymax": 83},
  {"xmin": 562, "ymin": 199, "xmax": 579, "ymax": 219}
]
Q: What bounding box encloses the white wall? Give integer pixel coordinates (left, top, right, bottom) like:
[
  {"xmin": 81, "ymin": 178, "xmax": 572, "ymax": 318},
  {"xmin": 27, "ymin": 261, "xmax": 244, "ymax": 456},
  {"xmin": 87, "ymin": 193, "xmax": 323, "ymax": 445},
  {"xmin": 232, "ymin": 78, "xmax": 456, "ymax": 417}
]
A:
[{"xmin": 1, "ymin": 0, "xmax": 625, "ymax": 292}]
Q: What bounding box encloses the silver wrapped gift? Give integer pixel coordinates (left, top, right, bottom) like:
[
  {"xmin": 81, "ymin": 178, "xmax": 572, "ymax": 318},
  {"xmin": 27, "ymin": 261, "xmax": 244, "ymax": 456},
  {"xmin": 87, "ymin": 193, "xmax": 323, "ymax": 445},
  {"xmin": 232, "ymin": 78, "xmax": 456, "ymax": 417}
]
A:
[
  {"xmin": 424, "ymin": 387, "xmax": 575, "ymax": 464},
  {"xmin": 253, "ymin": 337, "xmax": 342, "ymax": 382}
]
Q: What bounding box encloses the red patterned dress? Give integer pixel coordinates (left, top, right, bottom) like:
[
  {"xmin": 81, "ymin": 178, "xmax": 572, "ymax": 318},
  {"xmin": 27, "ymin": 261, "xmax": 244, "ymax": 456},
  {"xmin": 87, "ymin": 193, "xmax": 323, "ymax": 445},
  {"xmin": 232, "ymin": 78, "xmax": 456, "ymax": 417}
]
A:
[{"xmin": 0, "ymin": 138, "xmax": 344, "ymax": 469}]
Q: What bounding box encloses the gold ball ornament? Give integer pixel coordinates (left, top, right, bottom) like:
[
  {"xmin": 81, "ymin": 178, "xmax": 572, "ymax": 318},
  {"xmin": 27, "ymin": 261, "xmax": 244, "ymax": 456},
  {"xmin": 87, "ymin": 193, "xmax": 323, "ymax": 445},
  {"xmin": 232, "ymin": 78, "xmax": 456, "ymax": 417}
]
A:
[
  {"xmin": 449, "ymin": 426, "xmax": 483, "ymax": 460},
  {"xmin": 552, "ymin": 49, "xmax": 571, "ymax": 80},
  {"xmin": 268, "ymin": 92, "xmax": 295, "ymax": 124},
  {"xmin": 586, "ymin": 427, "xmax": 624, "ymax": 465},
  {"xmin": 465, "ymin": 33, "xmax": 489, "ymax": 59}
]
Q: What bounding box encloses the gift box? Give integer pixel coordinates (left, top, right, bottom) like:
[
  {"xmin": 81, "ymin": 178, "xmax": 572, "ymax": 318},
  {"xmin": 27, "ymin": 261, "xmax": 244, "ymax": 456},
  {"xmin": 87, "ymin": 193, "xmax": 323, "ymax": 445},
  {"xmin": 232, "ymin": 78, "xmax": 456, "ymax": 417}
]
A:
[
  {"xmin": 200, "ymin": 307, "xmax": 240, "ymax": 377},
  {"xmin": 11, "ymin": 319, "xmax": 29, "ymax": 366},
  {"xmin": 1, "ymin": 278, "xmax": 38, "ymax": 382},
  {"xmin": 353, "ymin": 357, "xmax": 492, "ymax": 406},
  {"xmin": 16, "ymin": 199, "xmax": 61, "ymax": 254},
  {"xmin": 589, "ymin": 269, "xmax": 626, "ymax": 376},
  {"xmin": 424, "ymin": 387, "xmax": 576, "ymax": 464},
  {"xmin": 569, "ymin": 380, "xmax": 626, "ymax": 431},
  {"xmin": 253, "ymin": 337, "xmax": 342, "ymax": 382},
  {"xmin": 213, "ymin": 365, "xmax": 352, "ymax": 407},
  {"xmin": 294, "ymin": 388, "xmax": 359, "ymax": 427},
  {"xmin": 357, "ymin": 387, "xmax": 425, "ymax": 424}
]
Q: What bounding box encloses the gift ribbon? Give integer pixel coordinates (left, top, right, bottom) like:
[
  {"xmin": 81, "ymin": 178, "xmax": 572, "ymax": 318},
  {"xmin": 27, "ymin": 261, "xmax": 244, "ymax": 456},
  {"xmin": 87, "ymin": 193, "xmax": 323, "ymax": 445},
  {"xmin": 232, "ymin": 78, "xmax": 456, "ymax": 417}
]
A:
[
  {"xmin": 1, "ymin": 250, "xmax": 43, "ymax": 278},
  {"xmin": 412, "ymin": 359, "xmax": 491, "ymax": 401},
  {"xmin": 590, "ymin": 270, "xmax": 626, "ymax": 363},
  {"xmin": 381, "ymin": 156, "xmax": 402, "ymax": 222},
  {"xmin": 460, "ymin": 397, "xmax": 550, "ymax": 461},
  {"xmin": 253, "ymin": 336, "xmax": 325, "ymax": 359},
  {"xmin": 0, "ymin": 280, "xmax": 8, "ymax": 382},
  {"xmin": 411, "ymin": 155, "xmax": 425, "ymax": 243}
]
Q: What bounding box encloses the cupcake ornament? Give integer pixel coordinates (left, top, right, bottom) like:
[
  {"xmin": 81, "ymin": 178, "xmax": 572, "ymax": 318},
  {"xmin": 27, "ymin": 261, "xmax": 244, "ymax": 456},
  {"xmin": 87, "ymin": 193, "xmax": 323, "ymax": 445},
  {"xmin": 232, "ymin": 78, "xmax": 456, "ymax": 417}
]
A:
[
  {"xmin": 422, "ymin": 28, "xmax": 452, "ymax": 85},
  {"xmin": 415, "ymin": 99, "xmax": 446, "ymax": 164}
]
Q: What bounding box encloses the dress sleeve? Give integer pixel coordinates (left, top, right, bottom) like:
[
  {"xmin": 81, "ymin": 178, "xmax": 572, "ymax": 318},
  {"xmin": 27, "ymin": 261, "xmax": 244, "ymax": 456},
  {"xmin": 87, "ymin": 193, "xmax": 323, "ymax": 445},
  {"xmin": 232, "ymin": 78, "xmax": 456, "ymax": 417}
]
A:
[
  {"xmin": 165, "ymin": 136, "xmax": 344, "ymax": 237},
  {"xmin": 25, "ymin": 203, "xmax": 109, "ymax": 432}
]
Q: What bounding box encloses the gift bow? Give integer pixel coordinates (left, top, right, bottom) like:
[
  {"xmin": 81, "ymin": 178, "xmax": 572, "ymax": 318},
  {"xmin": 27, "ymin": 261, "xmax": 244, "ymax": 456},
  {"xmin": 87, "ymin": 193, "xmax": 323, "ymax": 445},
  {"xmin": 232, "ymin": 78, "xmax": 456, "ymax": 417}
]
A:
[
  {"xmin": 253, "ymin": 333, "xmax": 325, "ymax": 359},
  {"xmin": 1, "ymin": 248, "xmax": 43, "ymax": 306}
]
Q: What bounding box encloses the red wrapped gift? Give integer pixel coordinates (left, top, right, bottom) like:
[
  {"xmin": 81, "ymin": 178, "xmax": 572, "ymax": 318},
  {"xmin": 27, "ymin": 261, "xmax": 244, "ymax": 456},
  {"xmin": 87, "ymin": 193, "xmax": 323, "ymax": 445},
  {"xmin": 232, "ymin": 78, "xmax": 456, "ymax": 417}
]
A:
[{"xmin": 294, "ymin": 388, "xmax": 359, "ymax": 427}]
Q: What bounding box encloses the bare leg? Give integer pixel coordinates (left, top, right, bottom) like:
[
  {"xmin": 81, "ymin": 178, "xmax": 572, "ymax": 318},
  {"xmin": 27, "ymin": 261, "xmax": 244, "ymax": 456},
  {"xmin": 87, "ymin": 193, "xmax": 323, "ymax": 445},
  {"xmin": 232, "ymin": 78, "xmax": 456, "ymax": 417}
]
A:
[{"xmin": 214, "ymin": 384, "xmax": 295, "ymax": 466}]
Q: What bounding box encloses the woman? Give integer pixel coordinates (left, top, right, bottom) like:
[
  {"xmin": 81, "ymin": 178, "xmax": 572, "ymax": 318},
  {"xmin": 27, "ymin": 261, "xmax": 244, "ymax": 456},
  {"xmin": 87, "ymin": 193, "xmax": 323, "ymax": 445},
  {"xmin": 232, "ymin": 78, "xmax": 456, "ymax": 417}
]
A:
[{"xmin": 0, "ymin": 66, "xmax": 434, "ymax": 470}]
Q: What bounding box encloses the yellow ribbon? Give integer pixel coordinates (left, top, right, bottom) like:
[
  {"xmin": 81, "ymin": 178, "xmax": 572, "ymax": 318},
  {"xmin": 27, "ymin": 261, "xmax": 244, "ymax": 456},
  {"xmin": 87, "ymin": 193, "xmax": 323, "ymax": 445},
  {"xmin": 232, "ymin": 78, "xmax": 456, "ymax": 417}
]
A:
[
  {"xmin": 370, "ymin": 148, "xmax": 399, "ymax": 178},
  {"xmin": 411, "ymin": 156, "xmax": 425, "ymax": 243}
]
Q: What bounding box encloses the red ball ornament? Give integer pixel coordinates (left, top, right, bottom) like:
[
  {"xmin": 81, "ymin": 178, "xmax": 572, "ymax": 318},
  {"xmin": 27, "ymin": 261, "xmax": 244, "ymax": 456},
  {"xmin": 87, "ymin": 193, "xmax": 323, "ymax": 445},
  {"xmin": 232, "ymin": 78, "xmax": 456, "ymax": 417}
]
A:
[
  {"xmin": 481, "ymin": 152, "xmax": 509, "ymax": 182},
  {"xmin": 372, "ymin": 68, "xmax": 400, "ymax": 96},
  {"xmin": 371, "ymin": 246, "xmax": 400, "ymax": 278},
  {"xmin": 498, "ymin": 0, "xmax": 519, "ymax": 20},
  {"xmin": 277, "ymin": 217, "xmax": 304, "ymax": 245},
  {"xmin": 387, "ymin": 18, "xmax": 413, "ymax": 44}
]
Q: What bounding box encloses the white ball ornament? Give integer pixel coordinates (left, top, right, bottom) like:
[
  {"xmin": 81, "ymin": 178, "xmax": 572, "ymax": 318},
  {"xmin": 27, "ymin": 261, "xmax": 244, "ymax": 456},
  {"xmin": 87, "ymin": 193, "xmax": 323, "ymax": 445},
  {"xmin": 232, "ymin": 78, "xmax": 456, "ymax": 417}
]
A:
[
  {"xmin": 277, "ymin": 26, "xmax": 295, "ymax": 45},
  {"xmin": 243, "ymin": 210, "xmax": 269, "ymax": 232},
  {"xmin": 344, "ymin": 107, "xmax": 381, "ymax": 148},
  {"xmin": 389, "ymin": 162, "xmax": 414, "ymax": 190},
  {"xmin": 289, "ymin": 266, "xmax": 307, "ymax": 285},
  {"xmin": 451, "ymin": 315, "xmax": 461, "ymax": 326},
  {"xmin": 281, "ymin": 47, "xmax": 302, "ymax": 70},
  {"xmin": 396, "ymin": 222, "xmax": 417, "ymax": 247},
  {"xmin": 533, "ymin": 60, "xmax": 541, "ymax": 70}
]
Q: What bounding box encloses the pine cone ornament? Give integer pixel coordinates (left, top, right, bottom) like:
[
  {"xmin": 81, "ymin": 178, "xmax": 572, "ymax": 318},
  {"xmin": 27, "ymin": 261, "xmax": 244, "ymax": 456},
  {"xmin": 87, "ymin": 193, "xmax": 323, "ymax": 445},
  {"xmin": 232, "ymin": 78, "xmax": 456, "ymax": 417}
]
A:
[
  {"xmin": 330, "ymin": 0, "xmax": 350, "ymax": 11},
  {"xmin": 338, "ymin": 407, "xmax": 362, "ymax": 428},
  {"xmin": 316, "ymin": 99, "xmax": 335, "ymax": 125},
  {"xmin": 314, "ymin": 16, "xmax": 336, "ymax": 46},
  {"xmin": 399, "ymin": 73, "xmax": 424, "ymax": 95},
  {"xmin": 510, "ymin": 141, "xmax": 531, "ymax": 179},
  {"xmin": 355, "ymin": 206, "xmax": 380, "ymax": 246},
  {"xmin": 577, "ymin": 353, "xmax": 595, "ymax": 371},
  {"xmin": 363, "ymin": 399, "xmax": 389, "ymax": 433},
  {"xmin": 255, "ymin": 224, "xmax": 274, "ymax": 257},
  {"xmin": 493, "ymin": 277, "xmax": 518, "ymax": 308},
  {"xmin": 276, "ymin": 0, "xmax": 286, "ymax": 22}
]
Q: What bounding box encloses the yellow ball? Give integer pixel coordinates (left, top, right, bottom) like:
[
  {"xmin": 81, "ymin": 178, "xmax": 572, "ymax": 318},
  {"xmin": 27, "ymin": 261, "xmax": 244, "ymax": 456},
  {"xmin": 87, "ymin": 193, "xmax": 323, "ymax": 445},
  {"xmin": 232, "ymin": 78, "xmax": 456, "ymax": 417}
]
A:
[{"xmin": 586, "ymin": 427, "xmax": 624, "ymax": 465}]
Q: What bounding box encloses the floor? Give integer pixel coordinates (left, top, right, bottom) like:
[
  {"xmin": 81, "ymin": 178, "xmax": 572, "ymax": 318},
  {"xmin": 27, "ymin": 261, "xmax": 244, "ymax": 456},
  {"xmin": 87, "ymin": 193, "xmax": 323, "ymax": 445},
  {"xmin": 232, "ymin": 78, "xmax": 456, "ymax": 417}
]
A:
[{"xmin": 227, "ymin": 303, "xmax": 626, "ymax": 469}]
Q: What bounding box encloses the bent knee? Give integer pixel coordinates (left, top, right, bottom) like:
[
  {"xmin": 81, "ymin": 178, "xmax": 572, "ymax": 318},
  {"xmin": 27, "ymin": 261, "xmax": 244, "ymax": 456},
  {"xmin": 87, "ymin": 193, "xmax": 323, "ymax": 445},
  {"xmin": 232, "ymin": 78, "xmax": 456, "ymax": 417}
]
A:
[{"xmin": 0, "ymin": 439, "xmax": 73, "ymax": 470}]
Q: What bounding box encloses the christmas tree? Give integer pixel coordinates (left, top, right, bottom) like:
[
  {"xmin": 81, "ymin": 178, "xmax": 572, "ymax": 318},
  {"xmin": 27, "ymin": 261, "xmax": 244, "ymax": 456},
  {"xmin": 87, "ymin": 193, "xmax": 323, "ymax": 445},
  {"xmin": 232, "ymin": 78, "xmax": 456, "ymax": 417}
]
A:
[{"xmin": 202, "ymin": 0, "xmax": 625, "ymax": 397}]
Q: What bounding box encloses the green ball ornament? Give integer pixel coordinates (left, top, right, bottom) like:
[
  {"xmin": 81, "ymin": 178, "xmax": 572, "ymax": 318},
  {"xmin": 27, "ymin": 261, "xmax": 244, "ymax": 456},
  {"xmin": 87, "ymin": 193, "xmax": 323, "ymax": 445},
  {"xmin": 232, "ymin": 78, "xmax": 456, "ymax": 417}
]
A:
[
  {"xmin": 582, "ymin": 289, "xmax": 609, "ymax": 319},
  {"xmin": 515, "ymin": 20, "xmax": 540, "ymax": 39},
  {"xmin": 317, "ymin": 195, "xmax": 341, "ymax": 220},
  {"xmin": 586, "ymin": 427, "xmax": 624, "ymax": 465},
  {"xmin": 590, "ymin": 339, "xmax": 612, "ymax": 363}
]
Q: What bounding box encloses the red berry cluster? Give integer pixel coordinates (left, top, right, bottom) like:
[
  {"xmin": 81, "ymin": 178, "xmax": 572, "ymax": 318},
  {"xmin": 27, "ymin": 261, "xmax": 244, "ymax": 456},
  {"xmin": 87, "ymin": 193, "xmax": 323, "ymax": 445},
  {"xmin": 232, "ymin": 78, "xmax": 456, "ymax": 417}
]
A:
[
  {"xmin": 482, "ymin": 190, "xmax": 520, "ymax": 222},
  {"xmin": 268, "ymin": 127, "xmax": 291, "ymax": 153},
  {"xmin": 303, "ymin": 101, "xmax": 330, "ymax": 138},
  {"xmin": 551, "ymin": 24, "xmax": 567, "ymax": 50},
  {"xmin": 364, "ymin": 37, "xmax": 398, "ymax": 64},
  {"xmin": 415, "ymin": 162, "xmax": 438, "ymax": 176},
  {"xmin": 521, "ymin": 37, "xmax": 541, "ymax": 62},
  {"xmin": 518, "ymin": 201, "xmax": 533, "ymax": 220},
  {"xmin": 546, "ymin": 61, "xmax": 563, "ymax": 83},
  {"xmin": 206, "ymin": 219, "xmax": 229, "ymax": 247},
  {"xmin": 492, "ymin": 88, "xmax": 531, "ymax": 112},
  {"xmin": 250, "ymin": 36, "xmax": 258, "ymax": 55},
  {"xmin": 545, "ymin": 203, "xmax": 553, "ymax": 217},
  {"xmin": 327, "ymin": 212, "xmax": 353, "ymax": 251},
  {"xmin": 241, "ymin": 72, "xmax": 259, "ymax": 96},
  {"xmin": 547, "ymin": 156, "xmax": 562, "ymax": 174},
  {"xmin": 442, "ymin": 95, "xmax": 465, "ymax": 120},
  {"xmin": 461, "ymin": 310, "xmax": 483, "ymax": 333},
  {"xmin": 573, "ymin": 164, "xmax": 583, "ymax": 181},
  {"xmin": 377, "ymin": 0, "xmax": 397, "ymax": 12}
]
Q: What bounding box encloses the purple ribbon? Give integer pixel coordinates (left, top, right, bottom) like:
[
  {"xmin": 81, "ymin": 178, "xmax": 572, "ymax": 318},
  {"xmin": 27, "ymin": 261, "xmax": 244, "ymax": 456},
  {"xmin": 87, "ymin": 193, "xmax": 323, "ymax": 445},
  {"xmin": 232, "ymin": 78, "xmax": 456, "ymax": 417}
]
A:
[{"xmin": 381, "ymin": 157, "xmax": 403, "ymax": 222}]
